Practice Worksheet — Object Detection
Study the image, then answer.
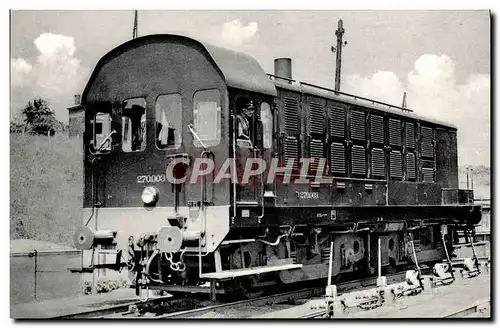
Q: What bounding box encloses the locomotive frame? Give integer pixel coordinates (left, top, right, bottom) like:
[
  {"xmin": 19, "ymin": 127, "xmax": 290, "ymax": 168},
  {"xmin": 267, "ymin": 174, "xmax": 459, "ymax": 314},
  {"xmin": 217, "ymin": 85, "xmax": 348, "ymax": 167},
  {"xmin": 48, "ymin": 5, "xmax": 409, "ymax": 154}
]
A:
[{"xmin": 71, "ymin": 34, "xmax": 482, "ymax": 299}]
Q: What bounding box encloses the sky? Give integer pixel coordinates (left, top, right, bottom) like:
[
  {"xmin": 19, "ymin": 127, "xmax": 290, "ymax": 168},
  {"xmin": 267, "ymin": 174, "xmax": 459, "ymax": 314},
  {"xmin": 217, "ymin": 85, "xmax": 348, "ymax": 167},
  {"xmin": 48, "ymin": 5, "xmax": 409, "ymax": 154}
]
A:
[{"xmin": 9, "ymin": 10, "xmax": 491, "ymax": 167}]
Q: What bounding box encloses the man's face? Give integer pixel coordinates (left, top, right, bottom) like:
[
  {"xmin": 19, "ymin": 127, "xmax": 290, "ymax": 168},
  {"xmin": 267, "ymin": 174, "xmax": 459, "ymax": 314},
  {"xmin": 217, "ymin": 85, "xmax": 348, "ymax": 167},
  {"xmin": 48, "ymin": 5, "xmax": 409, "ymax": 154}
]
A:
[{"xmin": 243, "ymin": 106, "xmax": 255, "ymax": 117}]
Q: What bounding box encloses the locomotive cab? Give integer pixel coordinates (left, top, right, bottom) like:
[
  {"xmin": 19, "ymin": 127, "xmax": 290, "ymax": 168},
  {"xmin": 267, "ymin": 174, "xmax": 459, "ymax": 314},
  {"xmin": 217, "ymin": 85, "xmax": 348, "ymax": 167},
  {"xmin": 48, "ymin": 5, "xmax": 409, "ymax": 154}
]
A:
[{"xmin": 75, "ymin": 34, "xmax": 291, "ymax": 296}]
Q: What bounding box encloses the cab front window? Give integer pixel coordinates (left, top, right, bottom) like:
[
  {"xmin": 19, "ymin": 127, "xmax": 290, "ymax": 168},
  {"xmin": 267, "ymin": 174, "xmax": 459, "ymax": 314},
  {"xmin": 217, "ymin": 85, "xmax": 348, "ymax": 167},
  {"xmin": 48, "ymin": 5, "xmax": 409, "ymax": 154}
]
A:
[
  {"xmin": 156, "ymin": 94, "xmax": 182, "ymax": 149},
  {"xmin": 89, "ymin": 103, "xmax": 113, "ymax": 154},
  {"xmin": 122, "ymin": 98, "xmax": 147, "ymax": 152},
  {"xmin": 193, "ymin": 89, "xmax": 221, "ymax": 148}
]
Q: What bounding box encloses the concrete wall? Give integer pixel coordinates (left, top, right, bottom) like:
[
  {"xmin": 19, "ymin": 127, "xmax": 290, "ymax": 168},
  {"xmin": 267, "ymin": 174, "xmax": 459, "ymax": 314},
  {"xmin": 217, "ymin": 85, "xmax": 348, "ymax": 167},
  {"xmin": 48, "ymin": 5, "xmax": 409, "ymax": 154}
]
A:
[{"xmin": 10, "ymin": 251, "xmax": 83, "ymax": 305}]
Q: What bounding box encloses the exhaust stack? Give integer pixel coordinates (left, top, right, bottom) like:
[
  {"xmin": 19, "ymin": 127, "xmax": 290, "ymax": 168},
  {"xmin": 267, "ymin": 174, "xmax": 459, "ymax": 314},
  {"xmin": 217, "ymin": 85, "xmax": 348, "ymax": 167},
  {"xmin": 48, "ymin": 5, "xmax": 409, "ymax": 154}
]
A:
[{"xmin": 274, "ymin": 58, "xmax": 292, "ymax": 83}]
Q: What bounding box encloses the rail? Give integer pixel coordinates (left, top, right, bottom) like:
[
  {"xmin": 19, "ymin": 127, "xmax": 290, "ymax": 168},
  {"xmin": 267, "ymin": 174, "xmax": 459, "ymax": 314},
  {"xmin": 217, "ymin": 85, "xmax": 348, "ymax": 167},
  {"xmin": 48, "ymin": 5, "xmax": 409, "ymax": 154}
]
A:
[
  {"xmin": 50, "ymin": 260, "xmax": 489, "ymax": 319},
  {"xmin": 299, "ymin": 81, "xmax": 414, "ymax": 113},
  {"xmin": 266, "ymin": 73, "xmax": 296, "ymax": 83},
  {"xmin": 70, "ymin": 272, "xmax": 405, "ymax": 319},
  {"xmin": 154, "ymin": 272, "xmax": 406, "ymax": 319},
  {"xmin": 267, "ymin": 72, "xmax": 414, "ymax": 113}
]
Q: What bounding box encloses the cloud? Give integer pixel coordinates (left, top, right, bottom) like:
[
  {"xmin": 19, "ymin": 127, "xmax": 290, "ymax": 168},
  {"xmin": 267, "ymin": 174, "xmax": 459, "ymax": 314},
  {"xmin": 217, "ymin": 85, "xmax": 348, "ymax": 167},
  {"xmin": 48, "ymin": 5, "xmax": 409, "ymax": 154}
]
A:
[
  {"xmin": 10, "ymin": 33, "xmax": 89, "ymax": 122},
  {"xmin": 220, "ymin": 20, "xmax": 258, "ymax": 47},
  {"xmin": 35, "ymin": 32, "xmax": 76, "ymax": 58},
  {"xmin": 343, "ymin": 54, "xmax": 490, "ymax": 167},
  {"xmin": 344, "ymin": 71, "xmax": 405, "ymax": 105},
  {"xmin": 11, "ymin": 58, "xmax": 33, "ymax": 87}
]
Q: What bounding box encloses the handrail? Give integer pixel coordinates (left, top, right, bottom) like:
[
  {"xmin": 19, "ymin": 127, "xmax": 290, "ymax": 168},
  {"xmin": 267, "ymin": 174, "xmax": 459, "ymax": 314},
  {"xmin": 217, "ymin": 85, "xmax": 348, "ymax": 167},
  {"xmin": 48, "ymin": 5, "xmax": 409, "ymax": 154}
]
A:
[
  {"xmin": 188, "ymin": 123, "xmax": 208, "ymax": 151},
  {"xmin": 267, "ymin": 73, "xmax": 415, "ymax": 113},
  {"xmin": 255, "ymin": 148, "xmax": 265, "ymax": 223},
  {"xmin": 299, "ymin": 81, "xmax": 413, "ymax": 113},
  {"xmin": 266, "ymin": 73, "xmax": 296, "ymax": 83}
]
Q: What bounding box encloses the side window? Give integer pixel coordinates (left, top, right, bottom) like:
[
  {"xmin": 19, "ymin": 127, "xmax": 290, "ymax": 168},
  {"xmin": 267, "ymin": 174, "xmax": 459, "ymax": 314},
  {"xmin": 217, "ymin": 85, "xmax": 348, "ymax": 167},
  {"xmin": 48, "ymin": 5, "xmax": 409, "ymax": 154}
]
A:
[
  {"xmin": 91, "ymin": 111, "xmax": 112, "ymax": 153},
  {"xmin": 156, "ymin": 94, "xmax": 182, "ymax": 149},
  {"xmin": 122, "ymin": 98, "xmax": 146, "ymax": 152},
  {"xmin": 193, "ymin": 89, "xmax": 221, "ymax": 148},
  {"xmin": 260, "ymin": 102, "xmax": 272, "ymax": 149}
]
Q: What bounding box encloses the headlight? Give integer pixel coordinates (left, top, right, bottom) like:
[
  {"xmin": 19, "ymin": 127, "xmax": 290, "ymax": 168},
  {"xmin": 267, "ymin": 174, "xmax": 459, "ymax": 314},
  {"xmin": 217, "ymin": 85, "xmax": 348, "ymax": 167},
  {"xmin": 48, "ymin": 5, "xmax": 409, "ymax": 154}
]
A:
[{"xmin": 141, "ymin": 186, "xmax": 159, "ymax": 204}]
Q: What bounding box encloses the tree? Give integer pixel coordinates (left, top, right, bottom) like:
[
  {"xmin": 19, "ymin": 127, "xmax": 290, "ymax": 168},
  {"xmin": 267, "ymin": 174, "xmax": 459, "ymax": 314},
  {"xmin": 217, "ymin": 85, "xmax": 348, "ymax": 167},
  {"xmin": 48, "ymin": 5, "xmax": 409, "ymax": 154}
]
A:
[{"xmin": 21, "ymin": 98, "xmax": 58, "ymax": 135}]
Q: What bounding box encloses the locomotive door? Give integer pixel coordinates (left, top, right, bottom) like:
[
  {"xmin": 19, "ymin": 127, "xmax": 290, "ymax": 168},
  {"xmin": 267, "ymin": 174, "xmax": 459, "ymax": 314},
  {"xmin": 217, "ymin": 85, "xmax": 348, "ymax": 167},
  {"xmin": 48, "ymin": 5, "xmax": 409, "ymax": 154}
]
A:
[{"xmin": 234, "ymin": 96, "xmax": 262, "ymax": 205}]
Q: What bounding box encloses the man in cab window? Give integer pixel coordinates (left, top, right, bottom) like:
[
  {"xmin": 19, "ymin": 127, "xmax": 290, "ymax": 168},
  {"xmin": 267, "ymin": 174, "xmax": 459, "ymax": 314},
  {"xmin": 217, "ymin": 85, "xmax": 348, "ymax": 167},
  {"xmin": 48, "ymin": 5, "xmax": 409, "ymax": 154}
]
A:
[{"xmin": 237, "ymin": 99, "xmax": 255, "ymax": 148}]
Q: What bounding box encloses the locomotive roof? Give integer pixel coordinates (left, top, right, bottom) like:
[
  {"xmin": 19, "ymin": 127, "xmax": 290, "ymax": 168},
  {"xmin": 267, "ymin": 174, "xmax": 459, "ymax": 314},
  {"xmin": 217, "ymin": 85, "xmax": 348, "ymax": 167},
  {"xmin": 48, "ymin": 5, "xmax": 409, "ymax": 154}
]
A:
[
  {"xmin": 202, "ymin": 42, "xmax": 277, "ymax": 97},
  {"xmin": 83, "ymin": 33, "xmax": 277, "ymax": 98},
  {"xmin": 84, "ymin": 34, "xmax": 456, "ymax": 130},
  {"xmin": 272, "ymin": 79, "xmax": 457, "ymax": 129}
]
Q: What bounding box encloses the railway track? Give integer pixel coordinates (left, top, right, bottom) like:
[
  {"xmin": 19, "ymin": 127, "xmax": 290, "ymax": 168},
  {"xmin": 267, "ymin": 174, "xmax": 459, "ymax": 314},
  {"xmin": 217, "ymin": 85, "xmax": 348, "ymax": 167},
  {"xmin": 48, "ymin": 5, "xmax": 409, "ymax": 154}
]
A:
[
  {"xmin": 56, "ymin": 267, "xmax": 488, "ymax": 319},
  {"xmin": 97, "ymin": 272, "xmax": 407, "ymax": 319},
  {"xmin": 55, "ymin": 295, "xmax": 174, "ymax": 319},
  {"xmin": 301, "ymin": 300, "xmax": 491, "ymax": 319},
  {"xmin": 300, "ymin": 270, "xmax": 490, "ymax": 319}
]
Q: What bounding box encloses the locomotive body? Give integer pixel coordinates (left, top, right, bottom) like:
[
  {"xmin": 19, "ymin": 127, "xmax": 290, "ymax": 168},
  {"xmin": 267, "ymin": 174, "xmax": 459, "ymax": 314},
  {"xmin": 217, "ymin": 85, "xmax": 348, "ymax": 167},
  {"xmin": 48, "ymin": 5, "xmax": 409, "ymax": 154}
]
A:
[{"xmin": 73, "ymin": 34, "xmax": 482, "ymax": 298}]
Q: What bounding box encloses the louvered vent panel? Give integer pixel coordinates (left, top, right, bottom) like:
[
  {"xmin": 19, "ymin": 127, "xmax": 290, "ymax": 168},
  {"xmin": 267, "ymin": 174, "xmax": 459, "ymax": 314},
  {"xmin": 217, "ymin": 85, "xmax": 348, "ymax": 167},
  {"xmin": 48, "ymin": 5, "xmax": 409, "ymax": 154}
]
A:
[
  {"xmin": 330, "ymin": 142, "xmax": 345, "ymax": 174},
  {"xmin": 422, "ymin": 159, "xmax": 435, "ymax": 169},
  {"xmin": 351, "ymin": 145, "xmax": 366, "ymax": 175},
  {"xmin": 421, "ymin": 126, "xmax": 434, "ymax": 158},
  {"xmin": 371, "ymin": 148, "xmax": 385, "ymax": 177},
  {"xmin": 422, "ymin": 168, "xmax": 435, "ymax": 182},
  {"xmin": 389, "ymin": 119, "xmax": 402, "ymax": 147},
  {"xmin": 406, "ymin": 123, "xmax": 415, "ymax": 149},
  {"xmin": 350, "ymin": 110, "xmax": 366, "ymax": 140},
  {"xmin": 390, "ymin": 151, "xmax": 403, "ymax": 178},
  {"xmin": 310, "ymin": 139, "xmax": 324, "ymax": 172},
  {"xmin": 309, "ymin": 101, "xmax": 324, "ymax": 135},
  {"xmin": 284, "ymin": 136, "xmax": 299, "ymax": 171},
  {"xmin": 371, "ymin": 115, "xmax": 384, "ymax": 144},
  {"xmin": 284, "ymin": 97, "xmax": 299, "ymax": 134},
  {"xmin": 406, "ymin": 153, "xmax": 416, "ymax": 179},
  {"xmin": 329, "ymin": 107, "xmax": 345, "ymax": 138}
]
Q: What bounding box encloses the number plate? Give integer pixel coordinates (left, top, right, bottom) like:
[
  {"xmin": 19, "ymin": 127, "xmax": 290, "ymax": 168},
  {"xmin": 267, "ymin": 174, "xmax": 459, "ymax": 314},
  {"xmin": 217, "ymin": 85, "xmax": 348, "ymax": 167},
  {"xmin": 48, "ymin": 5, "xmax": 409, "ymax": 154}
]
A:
[
  {"xmin": 295, "ymin": 191, "xmax": 319, "ymax": 199},
  {"xmin": 136, "ymin": 174, "xmax": 167, "ymax": 184}
]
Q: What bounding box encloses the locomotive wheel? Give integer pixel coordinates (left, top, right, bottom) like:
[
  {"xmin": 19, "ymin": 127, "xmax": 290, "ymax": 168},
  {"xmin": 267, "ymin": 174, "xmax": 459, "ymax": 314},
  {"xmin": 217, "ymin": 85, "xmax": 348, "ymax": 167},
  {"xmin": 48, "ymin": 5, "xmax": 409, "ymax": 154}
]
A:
[
  {"xmin": 228, "ymin": 243, "xmax": 268, "ymax": 299},
  {"xmin": 234, "ymin": 275, "xmax": 264, "ymax": 299}
]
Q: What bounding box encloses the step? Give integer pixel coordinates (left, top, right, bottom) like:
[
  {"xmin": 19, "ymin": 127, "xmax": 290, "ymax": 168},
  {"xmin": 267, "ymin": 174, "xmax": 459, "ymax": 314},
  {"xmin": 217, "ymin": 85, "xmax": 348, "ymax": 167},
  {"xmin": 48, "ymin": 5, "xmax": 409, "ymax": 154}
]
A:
[{"xmin": 199, "ymin": 263, "xmax": 303, "ymax": 280}]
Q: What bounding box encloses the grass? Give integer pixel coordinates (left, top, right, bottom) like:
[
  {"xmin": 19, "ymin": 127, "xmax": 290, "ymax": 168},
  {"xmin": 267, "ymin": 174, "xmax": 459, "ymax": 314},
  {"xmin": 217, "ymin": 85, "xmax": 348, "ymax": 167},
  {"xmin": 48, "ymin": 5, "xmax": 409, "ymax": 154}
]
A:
[{"xmin": 10, "ymin": 133, "xmax": 83, "ymax": 246}]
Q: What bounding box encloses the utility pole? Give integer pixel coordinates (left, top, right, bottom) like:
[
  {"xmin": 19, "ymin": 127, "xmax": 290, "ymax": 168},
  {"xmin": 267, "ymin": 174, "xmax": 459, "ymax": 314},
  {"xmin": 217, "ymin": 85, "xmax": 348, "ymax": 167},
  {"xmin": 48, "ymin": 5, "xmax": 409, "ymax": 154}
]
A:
[
  {"xmin": 331, "ymin": 19, "xmax": 347, "ymax": 91},
  {"xmin": 133, "ymin": 10, "xmax": 138, "ymax": 39}
]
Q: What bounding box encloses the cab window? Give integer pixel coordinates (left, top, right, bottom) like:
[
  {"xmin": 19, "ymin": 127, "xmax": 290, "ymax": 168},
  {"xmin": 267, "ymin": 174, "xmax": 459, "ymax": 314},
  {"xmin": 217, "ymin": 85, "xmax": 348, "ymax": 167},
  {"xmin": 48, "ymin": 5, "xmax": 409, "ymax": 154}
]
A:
[
  {"xmin": 90, "ymin": 111, "xmax": 112, "ymax": 153},
  {"xmin": 260, "ymin": 102, "xmax": 273, "ymax": 149},
  {"xmin": 193, "ymin": 89, "xmax": 221, "ymax": 148},
  {"xmin": 156, "ymin": 94, "xmax": 182, "ymax": 149},
  {"xmin": 122, "ymin": 98, "xmax": 146, "ymax": 152}
]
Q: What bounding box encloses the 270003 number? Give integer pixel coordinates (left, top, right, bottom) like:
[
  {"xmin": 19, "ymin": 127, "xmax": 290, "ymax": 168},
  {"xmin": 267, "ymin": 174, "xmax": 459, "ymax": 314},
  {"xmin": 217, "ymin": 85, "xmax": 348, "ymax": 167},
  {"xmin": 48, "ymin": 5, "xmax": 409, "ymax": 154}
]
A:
[
  {"xmin": 136, "ymin": 174, "xmax": 166, "ymax": 184},
  {"xmin": 295, "ymin": 191, "xmax": 319, "ymax": 199}
]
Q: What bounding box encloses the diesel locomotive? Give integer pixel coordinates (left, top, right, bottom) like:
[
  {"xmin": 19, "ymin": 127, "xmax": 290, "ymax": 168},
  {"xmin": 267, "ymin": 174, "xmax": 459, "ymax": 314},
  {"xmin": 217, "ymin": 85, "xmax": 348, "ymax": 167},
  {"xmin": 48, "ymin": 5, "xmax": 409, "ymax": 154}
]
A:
[{"xmin": 71, "ymin": 34, "xmax": 482, "ymax": 298}]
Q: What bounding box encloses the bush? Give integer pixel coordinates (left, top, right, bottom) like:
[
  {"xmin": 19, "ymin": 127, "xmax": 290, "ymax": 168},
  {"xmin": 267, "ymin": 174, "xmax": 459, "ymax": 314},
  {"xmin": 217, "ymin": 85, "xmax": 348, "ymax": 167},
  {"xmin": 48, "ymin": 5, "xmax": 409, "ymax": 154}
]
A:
[{"xmin": 82, "ymin": 278, "xmax": 129, "ymax": 295}]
